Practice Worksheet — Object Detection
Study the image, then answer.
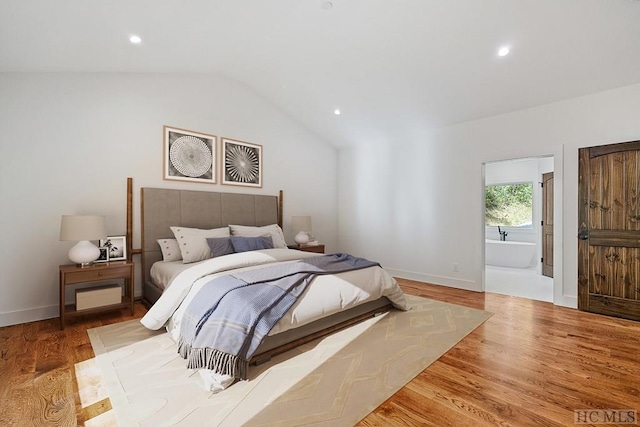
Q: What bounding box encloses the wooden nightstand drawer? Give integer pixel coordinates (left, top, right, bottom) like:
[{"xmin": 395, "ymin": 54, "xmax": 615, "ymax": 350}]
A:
[{"xmin": 64, "ymin": 265, "xmax": 131, "ymax": 284}]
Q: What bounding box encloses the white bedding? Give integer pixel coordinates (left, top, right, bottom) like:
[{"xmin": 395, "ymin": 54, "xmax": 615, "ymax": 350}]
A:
[
  {"xmin": 140, "ymin": 248, "xmax": 408, "ymax": 391},
  {"xmin": 150, "ymin": 260, "xmax": 193, "ymax": 290}
]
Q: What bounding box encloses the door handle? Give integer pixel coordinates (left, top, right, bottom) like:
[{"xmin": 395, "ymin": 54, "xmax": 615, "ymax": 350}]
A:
[{"xmin": 578, "ymin": 228, "xmax": 589, "ymax": 240}]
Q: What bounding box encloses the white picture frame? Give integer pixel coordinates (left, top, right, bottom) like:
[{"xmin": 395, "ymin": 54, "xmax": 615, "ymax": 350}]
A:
[{"xmin": 100, "ymin": 235, "xmax": 127, "ymax": 261}]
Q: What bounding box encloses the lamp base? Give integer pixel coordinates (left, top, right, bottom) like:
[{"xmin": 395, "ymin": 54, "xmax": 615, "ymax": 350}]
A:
[
  {"xmin": 68, "ymin": 240, "xmax": 101, "ymax": 267},
  {"xmin": 294, "ymin": 231, "xmax": 310, "ymax": 245}
]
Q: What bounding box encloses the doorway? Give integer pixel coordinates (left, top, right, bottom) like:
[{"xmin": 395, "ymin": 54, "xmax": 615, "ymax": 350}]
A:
[{"xmin": 484, "ymin": 156, "xmax": 554, "ymax": 302}]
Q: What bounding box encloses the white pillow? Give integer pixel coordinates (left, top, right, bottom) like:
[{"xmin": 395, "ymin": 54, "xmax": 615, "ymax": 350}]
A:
[
  {"xmin": 229, "ymin": 224, "xmax": 287, "ymax": 248},
  {"xmin": 170, "ymin": 226, "xmax": 230, "ymax": 263},
  {"xmin": 156, "ymin": 238, "xmax": 182, "ymax": 262}
]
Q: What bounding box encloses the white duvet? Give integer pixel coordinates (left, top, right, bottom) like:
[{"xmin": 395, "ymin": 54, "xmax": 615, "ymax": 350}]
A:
[{"xmin": 140, "ymin": 248, "xmax": 408, "ymax": 391}]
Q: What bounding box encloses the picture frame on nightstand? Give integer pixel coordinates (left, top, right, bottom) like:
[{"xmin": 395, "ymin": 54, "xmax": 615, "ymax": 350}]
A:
[
  {"xmin": 100, "ymin": 235, "xmax": 127, "ymax": 261},
  {"xmin": 95, "ymin": 247, "xmax": 109, "ymax": 263}
]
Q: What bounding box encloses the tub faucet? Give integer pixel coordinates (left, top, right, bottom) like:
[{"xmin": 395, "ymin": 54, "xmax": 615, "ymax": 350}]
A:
[{"xmin": 498, "ymin": 226, "xmax": 508, "ymax": 241}]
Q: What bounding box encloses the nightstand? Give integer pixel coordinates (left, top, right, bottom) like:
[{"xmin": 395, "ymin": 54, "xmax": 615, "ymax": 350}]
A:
[
  {"xmin": 288, "ymin": 244, "xmax": 325, "ymax": 254},
  {"xmin": 59, "ymin": 261, "xmax": 134, "ymax": 329}
]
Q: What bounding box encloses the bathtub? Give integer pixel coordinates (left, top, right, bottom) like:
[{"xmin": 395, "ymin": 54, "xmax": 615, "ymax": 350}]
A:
[{"xmin": 485, "ymin": 239, "xmax": 535, "ymax": 268}]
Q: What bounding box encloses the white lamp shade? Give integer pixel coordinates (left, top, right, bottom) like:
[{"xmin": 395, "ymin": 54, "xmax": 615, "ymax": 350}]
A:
[
  {"xmin": 292, "ymin": 216, "xmax": 312, "ymax": 233},
  {"xmin": 60, "ymin": 215, "xmax": 107, "ymax": 266},
  {"xmin": 60, "ymin": 215, "xmax": 107, "ymax": 241}
]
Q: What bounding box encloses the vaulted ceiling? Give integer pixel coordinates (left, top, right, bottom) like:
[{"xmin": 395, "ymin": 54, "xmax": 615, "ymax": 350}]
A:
[{"xmin": 2, "ymin": 0, "xmax": 640, "ymax": 147}]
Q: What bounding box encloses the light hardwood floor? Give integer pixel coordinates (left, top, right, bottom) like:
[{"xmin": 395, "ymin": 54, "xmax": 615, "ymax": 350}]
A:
[{"xmin": 1, "ymin": 279, "xmax": 638, "ymax": 426}]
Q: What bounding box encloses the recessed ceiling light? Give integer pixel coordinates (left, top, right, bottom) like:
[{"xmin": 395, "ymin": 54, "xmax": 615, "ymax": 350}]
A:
[
  {"xmin": 321, "ymin": 1, "xmax": 333, "ymax": 10},
  {"xmin": 129, "ymin": 35, "xmax": 142, "ymax": 44},
  {"xmin": 498, "ymin": 46, "xmax": 510, "ymax": 57},
  {"xmin": 334, "ymin": 109, "xmax": 341, "ymax": 115}
]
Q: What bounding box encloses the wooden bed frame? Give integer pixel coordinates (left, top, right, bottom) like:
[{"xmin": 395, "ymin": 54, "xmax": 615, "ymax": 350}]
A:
[{"xmin": 125, "ymin": 178, "xmax": 392, "ymax": 365}]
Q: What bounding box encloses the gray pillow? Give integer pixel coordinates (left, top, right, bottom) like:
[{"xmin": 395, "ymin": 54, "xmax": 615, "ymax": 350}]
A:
[
  {"xmin": 230, "ymin": 236, "xmax": 274, "ymax": 253},
  {"xmin": 170, "ymin": 226, "xmax": 230, "ymax": 263},
  {"xmin": 206, "ymin": 237, "xmax": 235, "ymax": 258},
  {"xmin": 229, "ymin": 224, "xmax": 287, "ymax": 248}
]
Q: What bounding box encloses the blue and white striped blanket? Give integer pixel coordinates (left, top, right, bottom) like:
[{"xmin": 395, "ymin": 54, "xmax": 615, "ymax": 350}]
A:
[{"xmin": 177, "ymin": 253, "xmax": 379, "ymax": 380}]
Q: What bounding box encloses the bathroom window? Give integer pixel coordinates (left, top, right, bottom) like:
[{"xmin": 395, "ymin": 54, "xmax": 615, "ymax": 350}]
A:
[{"xmin": 485, "ymin": 182, "xmax": 533, "ymax": 227}]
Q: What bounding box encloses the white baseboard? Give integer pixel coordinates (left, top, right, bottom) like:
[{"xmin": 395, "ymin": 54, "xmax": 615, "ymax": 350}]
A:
[
  {"xmin": 0, "ymin": 292, "xmax": 143, "ymax": 327},
  {"xmin": 0, "ymin": 305, "xmax": 59, "ymax": 328},
  {"xmin": 388, "ymin": 268, "xmax": 579, "ymax": 309},
  {"xmin": 386, "ymin": 268, "xmax": 482, "ymax": 292},
  {"xmin": 556, "ymin": 294, "xmax": 578, "ymax": 309}
]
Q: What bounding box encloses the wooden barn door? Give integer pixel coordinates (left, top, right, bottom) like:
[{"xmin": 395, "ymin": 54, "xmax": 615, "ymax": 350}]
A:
[{"xmin": 578, "ymin": 141, "xmax": 640, "ymax": 321}]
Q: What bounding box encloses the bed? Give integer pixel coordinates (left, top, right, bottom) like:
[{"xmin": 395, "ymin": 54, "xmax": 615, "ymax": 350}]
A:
[{"xmin": 135, "ymin": 186, "xmax": 408, "ymax": 391}]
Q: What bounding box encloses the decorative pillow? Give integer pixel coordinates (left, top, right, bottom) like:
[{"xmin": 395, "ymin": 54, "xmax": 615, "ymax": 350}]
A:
[
  {"xmin": 230, "ymin": 236, "xmax": 274, "ymax": 253},
  {"xmin": 170, "ymin": 226, "xmax": 230, "ymax": 264},
  {"xmin": 156, "ymin": 238, "xmax": 182, "ymax": 262},
  {"xmin": 206, "ymin": 237, "xmax": 235, "ymax": 258},
  {"xmin": 229, "ymin": 224, "xmax": 287, "ymax": 248}
]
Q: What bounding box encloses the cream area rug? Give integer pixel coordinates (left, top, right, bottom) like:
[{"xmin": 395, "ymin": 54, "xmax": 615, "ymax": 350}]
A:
[{"xmin": 85, "ymin": 295, "xmax": 492, "ymax": 426}]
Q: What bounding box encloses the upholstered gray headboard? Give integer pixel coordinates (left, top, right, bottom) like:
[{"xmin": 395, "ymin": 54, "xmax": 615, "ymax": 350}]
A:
[{"xmin": 141, "ymin": 187, "xmax": 282, "ymax": 296}]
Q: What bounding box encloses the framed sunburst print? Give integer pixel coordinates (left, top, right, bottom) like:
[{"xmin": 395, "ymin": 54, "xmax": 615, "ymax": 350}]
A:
[
  {"xmin": 221, "ymin": 138, "xmax": 262, "ymax": 188},
  {"xmin": 163, "ymin": 126, "xmax": 216, "ymax": 184}
]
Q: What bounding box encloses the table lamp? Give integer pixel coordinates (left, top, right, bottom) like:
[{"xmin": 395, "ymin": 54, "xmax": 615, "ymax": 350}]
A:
[
  {"xmin": 59, "ymin": 215, "xmax": 107, "ymax": 267},
  {"xmin": 292, "ymin": 216, "xmax": 312, "ymax": 245}
]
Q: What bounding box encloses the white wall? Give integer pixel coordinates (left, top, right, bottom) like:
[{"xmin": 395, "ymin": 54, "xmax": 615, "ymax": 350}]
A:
[
  {"xmin": 338, "ymin": 82, "xmax": 640, "ymax": 308},
  {"xmin": 0, "ymin": 73, "xmax": 338, "ymax": 326}
]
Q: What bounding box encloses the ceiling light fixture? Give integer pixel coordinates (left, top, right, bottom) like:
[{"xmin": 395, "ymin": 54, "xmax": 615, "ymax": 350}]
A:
[
  {"xmin": 498, "ymin": 46, "xmax": 510, "ymax": 57},
  {"xmin": 129, "ymin": 35, "xmax": 142, "ymax": 44},
  {"xmin": 334, "ymin": 109, "xmax": 341, "ymax": 115},
  {"xmin": 321, "ymin": 1, "xmax": 333, "ymax": 10}
]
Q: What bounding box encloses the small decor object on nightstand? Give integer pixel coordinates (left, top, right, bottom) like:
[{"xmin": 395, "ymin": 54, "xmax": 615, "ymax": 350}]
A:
[
  {"xmin": 59, "ymin": 215, "xmax": 107, "ymax": 267},
  {"xmin": 95, "ymin": 246, "xmax": 109, "ymax": 263},
  {"xmin": 292, "ymin": 216, "xmax": 312, "ymax": 245},
  {"xmin": 100, "ymin": 235, "xmax": 127, "ymax": 261}
]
